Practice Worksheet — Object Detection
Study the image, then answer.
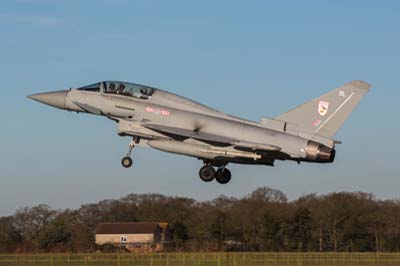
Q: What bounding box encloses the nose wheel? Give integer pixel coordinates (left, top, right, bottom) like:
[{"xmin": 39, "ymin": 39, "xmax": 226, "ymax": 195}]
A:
[
  {"xmin": 121, "ymin": 157, "xmax": 133, "ymax": 168},
  {"xmin": 121, "ymin": 137, "xmax": 138, "ymax": 168}
]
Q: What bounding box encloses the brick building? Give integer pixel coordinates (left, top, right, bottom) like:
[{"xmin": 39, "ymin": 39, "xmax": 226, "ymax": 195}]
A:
[{"xmin": 95, "ymin": 222, "xmax": 170, "ymax": 252}]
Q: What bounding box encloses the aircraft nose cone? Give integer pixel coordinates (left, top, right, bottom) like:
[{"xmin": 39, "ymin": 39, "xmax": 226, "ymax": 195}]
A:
[{"xmin": 28, "ymin": 90, "xmax": 68, "ymax": 109}]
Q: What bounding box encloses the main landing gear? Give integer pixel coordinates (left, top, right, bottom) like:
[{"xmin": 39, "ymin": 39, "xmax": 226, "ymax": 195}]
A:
[
  {"xmin": 199, "ymin": 163, "xmax": 232, "ymax": 184},
  {"xmin": 121, "ymin": 137, "xmax": 139, "ymax": 168}
]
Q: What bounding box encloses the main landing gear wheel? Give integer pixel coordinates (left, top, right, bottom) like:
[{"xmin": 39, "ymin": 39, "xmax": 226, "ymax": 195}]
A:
[
  {"xmin": 215, "ymin": 168, "xmax": 232, "ymax": 184},
  {"xmin": 199, "ymin": 165, "xmax": 216, "ymax": 182},
  {"xmin": 121, "ymin": 157, "xmax": 133, "ymax": 168}
]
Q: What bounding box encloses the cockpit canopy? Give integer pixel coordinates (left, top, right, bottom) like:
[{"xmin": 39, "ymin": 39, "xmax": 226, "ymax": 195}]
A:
[
  {"xmin": 77, "ymin": 81, "xmax": 156, "ymax": 100},
  {"xmin": 104, "ymin": 81, "xmax": 155, "ymax": 100}
]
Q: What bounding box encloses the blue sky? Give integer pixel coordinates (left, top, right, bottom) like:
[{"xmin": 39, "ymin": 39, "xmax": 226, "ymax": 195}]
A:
[{"xmin": 1, "ymin": 0, "xmax": 399, "ymax": 215}]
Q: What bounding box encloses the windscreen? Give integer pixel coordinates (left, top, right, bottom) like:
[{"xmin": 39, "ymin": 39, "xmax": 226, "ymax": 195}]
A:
[{"xmin": 77, "ymin": 82, "xmax": 101, "ymax": 92}]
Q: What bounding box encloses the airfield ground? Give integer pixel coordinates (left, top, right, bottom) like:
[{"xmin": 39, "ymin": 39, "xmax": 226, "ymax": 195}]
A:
[{"xmin": 1, "ymin": 252, "xmax": 400, "ymax": 266}]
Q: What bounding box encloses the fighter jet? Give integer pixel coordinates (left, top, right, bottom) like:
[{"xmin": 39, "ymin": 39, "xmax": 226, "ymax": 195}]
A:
[{"xmin": 28, "ymin": 80, "xmax": 371, "ymax": 184}]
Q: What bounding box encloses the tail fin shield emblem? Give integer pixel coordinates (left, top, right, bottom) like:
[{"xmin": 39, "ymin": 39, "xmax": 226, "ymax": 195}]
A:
[{"xmin": 318, "ymin": 101, "xmax": 329, "ymax": 116}]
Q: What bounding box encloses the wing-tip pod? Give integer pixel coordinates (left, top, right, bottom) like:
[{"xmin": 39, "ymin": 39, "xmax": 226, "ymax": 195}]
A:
[{"xmin": 346, "ymin": 80, "xmax": 371, "ymax": 92}]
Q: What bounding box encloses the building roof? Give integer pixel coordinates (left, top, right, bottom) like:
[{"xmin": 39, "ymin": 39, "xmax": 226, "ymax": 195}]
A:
[{"xmin": 96, "ymin": 222, "xmax": 160, "ymax": 235}]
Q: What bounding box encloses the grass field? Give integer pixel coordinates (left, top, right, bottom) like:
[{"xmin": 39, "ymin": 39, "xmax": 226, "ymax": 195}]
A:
[{"xmin": 1, "ymin": 253, "xmax": 400, "ymax": 266}]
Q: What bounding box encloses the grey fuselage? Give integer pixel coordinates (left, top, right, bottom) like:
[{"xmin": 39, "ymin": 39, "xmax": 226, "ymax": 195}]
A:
[
  {"xmin": 59, "ymin": 82, "xmax": 331, "ymax": 166},
  {"xmin": 30, "ymin": 80, "xmax": 373, "ymax": 168}
]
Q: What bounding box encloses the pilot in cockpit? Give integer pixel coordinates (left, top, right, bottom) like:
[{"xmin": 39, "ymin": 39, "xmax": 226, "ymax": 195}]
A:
[
  {"xmin": 116, "ymin": 84, "xmax": 125, "ymax": 94},
  {"xmin": 108, "ymin": 83, "xmax": 116, "ymax": 93}
]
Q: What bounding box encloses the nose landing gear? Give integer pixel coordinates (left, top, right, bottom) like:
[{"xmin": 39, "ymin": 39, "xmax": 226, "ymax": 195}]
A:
[{"xmin": 121, "ymin": 137, "xmax": 139, "ymax": 168}]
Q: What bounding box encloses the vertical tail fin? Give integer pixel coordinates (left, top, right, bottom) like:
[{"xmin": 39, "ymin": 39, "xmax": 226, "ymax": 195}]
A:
[{"xmin": 275, "ymin": 80, "xmax": 371, "ymax": 139}]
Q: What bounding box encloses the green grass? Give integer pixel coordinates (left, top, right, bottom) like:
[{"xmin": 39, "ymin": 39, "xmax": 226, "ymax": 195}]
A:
[{"xmin": 1, "ymin": 253, "xmax": 400, "ymax": 266}]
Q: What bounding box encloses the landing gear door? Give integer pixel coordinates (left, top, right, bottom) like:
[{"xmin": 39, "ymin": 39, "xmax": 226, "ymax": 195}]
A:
[{"xmin": 117, "ymin": 119, "xmax": 163, "ymax": 147}]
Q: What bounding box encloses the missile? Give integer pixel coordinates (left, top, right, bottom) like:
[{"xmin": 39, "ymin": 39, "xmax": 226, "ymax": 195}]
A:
[{"xmin": 148, "ymin": 140, "xmax": 261, "ymax": 160}]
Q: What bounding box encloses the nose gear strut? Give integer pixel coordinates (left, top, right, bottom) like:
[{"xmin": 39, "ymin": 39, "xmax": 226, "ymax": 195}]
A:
[{"xmin": 121, "ymin": 137, "xmax": 139, "ymax": 168}]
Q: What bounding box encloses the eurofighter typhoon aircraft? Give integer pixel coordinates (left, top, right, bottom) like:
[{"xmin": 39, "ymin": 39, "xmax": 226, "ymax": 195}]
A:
[{"xmin": 28, "ymin": 80, "xmax": 370, "ymax": 184}]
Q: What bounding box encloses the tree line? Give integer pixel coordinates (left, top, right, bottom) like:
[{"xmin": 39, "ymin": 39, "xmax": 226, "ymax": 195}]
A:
[{"xmin": 1, "ymin": 187, "xmax": 400, "ymax": 253}]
